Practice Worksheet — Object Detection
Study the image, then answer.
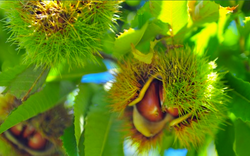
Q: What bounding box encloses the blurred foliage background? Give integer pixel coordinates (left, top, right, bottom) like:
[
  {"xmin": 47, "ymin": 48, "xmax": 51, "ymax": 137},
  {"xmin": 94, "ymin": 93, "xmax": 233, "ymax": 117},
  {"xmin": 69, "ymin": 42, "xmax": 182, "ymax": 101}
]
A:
[{"xmin": 0, "ymin": 0, "xmax": 250, "ymax": 156}]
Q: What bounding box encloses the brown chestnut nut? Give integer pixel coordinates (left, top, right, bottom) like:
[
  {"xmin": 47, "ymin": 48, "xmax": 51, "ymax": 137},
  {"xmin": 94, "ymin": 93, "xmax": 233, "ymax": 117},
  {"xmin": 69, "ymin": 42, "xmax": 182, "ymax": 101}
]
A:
[
  {"xmin": 23, "ymin": 125, "xmax": 35, "ymax": 138},
  {"xmin": 9, "ymin": 123, "xmax": 23, "ymax": 136},
  {"xmin": 136, "ymin": 80, "xmax": 165, "ymax": 122},
  {"xmin": 28, "ymin": 133, "xmax": 46, "ymax": 150},
  {"xmin": 167, "ymin": 107, "xmax": 179, "ymax": 117}
]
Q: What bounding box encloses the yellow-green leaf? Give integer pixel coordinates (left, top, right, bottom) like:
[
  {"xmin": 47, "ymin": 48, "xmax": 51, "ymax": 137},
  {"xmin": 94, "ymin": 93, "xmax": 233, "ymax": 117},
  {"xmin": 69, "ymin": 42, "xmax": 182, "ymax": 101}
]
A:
[
  {"xmin": 157, "ymin": 1, "xmax": 188, "ymax": 35},
  {"xmin": 131, "ymin": 43, "xmax": 153, "ymax": 64}
]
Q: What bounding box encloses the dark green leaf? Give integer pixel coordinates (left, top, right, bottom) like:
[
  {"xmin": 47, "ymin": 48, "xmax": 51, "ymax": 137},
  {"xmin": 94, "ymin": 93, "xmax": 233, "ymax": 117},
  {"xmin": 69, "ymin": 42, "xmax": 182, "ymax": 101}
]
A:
[
  {"xmin": 61, "ymin": 124, "xmax": 78, "ymax": 156},
  {"xmin": 74, "ymin": 83, "xmax": 100, "ymax": 147},
  {"xmin": 0, "ymin": 65, "xmax": 27, "ymax": 86},
  {"xmin": 160, "ymin": 134, "xmax": 174, "ymax": 155},
  {"xmin": 234, "ymin": 119, "xmax": 250, "ymax": 156},
  {"xmin": 215, "ymin": 119, "xmax": 235, "ymax": 156},
  {"xmin": 84, "ymin": 89, "xmax": 124, "ymax": 156},
  {"xmin": 4, "ymin": 65, "xmax": 49, "ymax": 100},
  {"xmin": 225, "ymin": 73, "xmax": 250, "ymax": 122},
  {"xmin": 0, "ymin": 81, "xmax": 75, "ymax": 134},
  {"xmin": 46, "ymin": 59, "xmax": 106, "ymax": 82},
  {"xmin": 78, "ymin": 132, "xmax": 85, "ymax": 156}
]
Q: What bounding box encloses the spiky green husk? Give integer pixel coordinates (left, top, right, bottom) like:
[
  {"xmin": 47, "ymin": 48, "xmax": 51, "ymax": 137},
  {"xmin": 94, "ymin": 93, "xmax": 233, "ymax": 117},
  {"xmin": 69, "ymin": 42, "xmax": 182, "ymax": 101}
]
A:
[
  {"xmin": 1, "ymin": 0, "xmax": 121, "ymax": 68},
  {"xmin": 158, "ymin": 47, "xmax": 227, "ymax": 116},
  {"xmin": 159, "ymin": 47, "xmax": 228, "ymax": 147},
  {"xmin": 109, "ymin": 59, "xmax": 159, "ymax": 112},
  {"xmin": 109, "ymin": 46, "xmax": 228, "ymax": 149}
]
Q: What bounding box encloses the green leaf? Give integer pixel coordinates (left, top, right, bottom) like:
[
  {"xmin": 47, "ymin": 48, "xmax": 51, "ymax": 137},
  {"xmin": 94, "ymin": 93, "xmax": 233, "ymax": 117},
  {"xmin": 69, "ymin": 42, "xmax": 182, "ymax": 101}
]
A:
[
  {"xmin": 131, "ymin": 43, "xmax": 153, "ymax": 64},
  {"xmin": 46, "ymin": 59, "xmax": 106, "ymax": 82},
  {"xmin": 78, "ymin": 132, "xmax": 85, "ymax": 156},
  {"xmin": 0, "ymin": 81, "xmax": 75, "ymax": 134},
  {"xmin": 215, "ymin": 119, "xmax": 235, "ymax": 156},
  {"xmin": 160, "ymin": 134, "xmax": 174, "ymax": 155},
  {"xmin": 225, "ymin": 73, "xmax": 250, "ymax": 122},
  {"xmin": 157, "ymin": 1, "xmax": 188, "ymax": 35},
  {"xmin": 234, "ymin": 119, "xmax": 250, "ymax": 156},
  {"xmin": 188, "ymin": 1, "xmax": 235, "ymax": 26},
  {"xmin": 0, "ymin": 65, "xmax": 27, "ymax": 86},
  {"xmin": 4, "ymin": 65, "xmax": 49, "ymax": 100},
  {"xmin": 113, "ymin": 22, "xmax": 149, "ymax": 58},
  {"xmin": 189, "ymin": 1, "xmax": 219, "ymax": 25},
  {"xmin": 84, "ymin": 90, "xmax": 124, "ymax": 156},
  {"xmin": 74, "ymin": 84, "xmax": 100, "ymax": 147},
  {"xmin": 61, "ymin": 124, "xmax": 78, "ymax": 156},
  {"xmin": 190, "ymin": 23, "xmax": 218, "ymax": 56},
  {"xmin": 131, "ymin": 1, "xmax": 161, "ymax": 28},
  {"xmin": 139, "ymin": 19, "xmax": 169, "ymax": 43},
  {"xmin": 102, "ymin": 114, "xmax": 124, "ymax": 156}
]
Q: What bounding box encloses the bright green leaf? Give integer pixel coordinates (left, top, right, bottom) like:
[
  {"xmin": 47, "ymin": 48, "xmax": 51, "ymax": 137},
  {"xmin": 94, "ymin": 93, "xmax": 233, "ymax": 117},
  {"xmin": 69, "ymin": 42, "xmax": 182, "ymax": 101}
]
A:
[
  {"xmin": 84, "ymin": 90, "xmax": 124, "ymax": 156},
  {"xmin": 139, "ymin": 19, "xmax": 169, "ymax": 43},
  {"xmin": 113, "ymin": 22, "xmax": 149, "ymax": 58},
  {"xmin": 0, "ymin": 81, "xmax": 75, "ymax": 134},
  {"xmin": 131, "ymin": 43, "xmax": 153, "ymax": 64},
  {"xmin": 61, "ymin": 124, "xmax": 79, "ymax": 156},
  {"xmin": 234, "ymin": 119, "xmax": 250, "ymax": 156},
  {"xmin": 215, "ymin": 119, "xmax": 235, "ymax": 156},
  {"xmin": 4, "ymin": 65, "xmax": 49, "ymax": 100},
  {"xmin": 188, "ymin": 1, "xmax": 235, "ymax": 26},
  {"xmin": 189, "ymin": 1, "xmax": 219, "ymax": 25},
  {"xmin": 225, "ymin": 73, "xmax": 250, "ymax": 122},
  {"xmin": 157, "ymin": 1, "xmax": 188, "ymax": 35},
  {"xmin": 131, "ymin": 1, "xmax": 161, "ymax": 28},
  {"xmin": 191, "ymin": 22, "xmax": 218, "ymax": 55}
]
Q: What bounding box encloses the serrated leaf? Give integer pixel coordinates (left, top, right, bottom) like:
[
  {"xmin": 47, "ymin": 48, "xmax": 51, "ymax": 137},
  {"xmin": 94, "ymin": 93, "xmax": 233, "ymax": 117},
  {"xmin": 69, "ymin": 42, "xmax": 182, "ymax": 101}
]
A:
[
  {"xmin": 215, "ymin": 119, "xmax": 235, "ymax": 156},
  {"xmin": 234, "ymin": 119, "xmax": 250, "ymax": 156},
  {"xmin": 61, "ymin": 124, "xmax": 78, "ymax": 156},
  {"xmin": 0, "ymin": 81, "xmax": 75, "ymax": 134},
  {"xmin": 0, "ymin": 65, "xmax": 27, "ymax": 86},
  {"xmin": 74, "ymin": 84, "xmax": 99, "ymax": 147},
  {"xmin": 225, "ymin": 73, "xmax": 250, "ymax": 122},
  {"xmin": 157, "ymin": 1, "xmax": 188, "ymax": 35},
  {"xmin": 113, "ymin": 22, "xmax": 148, "ymax": 58},
  {"xmin": 4, "ymin": 65, "xmax": 49, "ymax": 100},
  {"xmin": 84, "ymin": 90, "xmax": 124, "ymax": 156}
]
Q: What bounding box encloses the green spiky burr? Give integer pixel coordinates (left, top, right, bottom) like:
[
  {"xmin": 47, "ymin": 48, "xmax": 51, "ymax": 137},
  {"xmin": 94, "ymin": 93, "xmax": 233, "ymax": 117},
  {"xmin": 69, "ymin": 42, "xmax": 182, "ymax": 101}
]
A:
[
  {"xmin": 1, "ymin": 0, "xmax": 121, "ymax": 68},
  {"xmin": 160, "ymin": 47, "xmax": 228, "ymax": 148},
  {"xmin": 109, "ymin": 46, "xmax": 228, "ymax": 150}
]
